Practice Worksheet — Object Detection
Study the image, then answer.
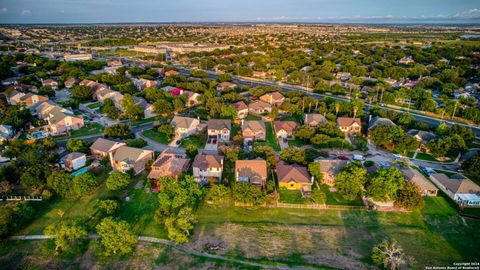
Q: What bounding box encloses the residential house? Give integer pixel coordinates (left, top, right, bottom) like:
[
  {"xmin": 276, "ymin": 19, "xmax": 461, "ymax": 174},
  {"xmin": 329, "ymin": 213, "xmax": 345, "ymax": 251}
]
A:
[
  {"xmin": 64, "ymin": 78, "xmax": 77, "ymax": 89},
  {"xmin": 242, "ymin": 120, "xmax": 266, "ymax": 142},
  {"xmin": 336, "ymin": 117, "xmax": 362, "ymax": 135},
  {"xmin": 6, "ymin": 90, "xmax": 26, "ymax": 105},
  {"xmin": 147, "ymin": 149, "xmax": 190, "ymax": 180},
  {"xmin": 144, "ymin": 104, "xmax": 156, "ymax": 119},
  {"xmin": 235, "ymin": 159, "xmax": 268, "ymax": 188},
  {"xmin": 276, "ymin": 161, "xmax": 312, "ymax": 196},
  {"xmin": 259, "ymin": 92, "xmax": 285, "ymax": 106},
  {"xmin": 304, "ymin": 114, "xmax": 327, "ymax": 128},
  {"xmin": 429, "ymin": 173, "xmax": 480, "ymax": 207},
  {"xmin": 61, "ymin": 152, "xmax": 87, "ymax": 171},
  {"xmin": 407, "ymin": 129, "xmax": 439, "ymax": 147},
  {"xmin": 399, "ymin": 57, "xmax": 415, "ymax": 65},
  {"xmin": 253, "ymin": 71, "xmax": 266, "ymax": 78},
  {"xmin": 274, "ymin": 121, "xmax": 298, "ymax": 140},
  {"xmin": 42, "ymin": 79, "xmax": 58, "ymax": 90},
  {"xmin": 315, "ymin": 159, "xmax": 348, "ymax": 187},
  {"xmin": 216, "ymin": 81, "xmax": 237, "ymax": 91},
  {"xmin": 401, "ymin": 167, "xmax": 438, "ymax": 196},
  {"xmin": 107, "ymin": 60, "xmax": 123, "ymax": 67},
  {"xmin": 90, "ymin": 138, "xmax": 126, "ymax": 158},
  {"xmin": 110, "ymin": 146, "xmax": 154, "ymax": 175},
  {"xmin": 335, "ymin": 72, "xmax": 352, "ymax": 81},
  {"xmin": 183, "ymin": 90, "xmax": 201, "ymax": 107},
  {"xmin": 43, "ymin": 106, "xmax": 85, "ymax": 134},
  {"xmin": 19, "ymin": 93, "xmax": 49, "ymax": 107},
  {"xmin": 192, "ymin": 153, "xmax": 224, "ymax": 183},
  {"xmin": 133, "ymin": 78, "xmax": 158, "ymax": 91},
  {"xmin": 0, "ymin": 125, "xmax": 14, "ymax": 142},
  {"xmin": 233, "ymin": 101, "xmax": 249, "ymax": 119},
  {"xmin": 248, "ymin": 100, "xmax": 272, "ymax": 115},
  {"xmin": 207, "ymin": 119, "xmax": 231, "ymax": 143},
  {"xmin": 368, "ymin": 116, "xmax": 396, "ymax": 130},
  {"xmin": 171, "ymin": 116, "xmax": 200, "ymax": 138}
]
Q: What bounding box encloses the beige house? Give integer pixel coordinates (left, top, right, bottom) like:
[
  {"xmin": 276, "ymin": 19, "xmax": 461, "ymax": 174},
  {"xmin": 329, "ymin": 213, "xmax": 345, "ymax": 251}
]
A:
[
  {"xmin": 147, "ymin": 149, "xmax": 190, "ymax": 179},
  {"xmin": 260, "ymin": 92, "xmax": 285, "ymax": 106},
  {"xmin": 304, "ymin": 114, "xmax": 327, "ymax": 128},
  {"xmin": 33, "ymin": 101, "xmax": 84, "ymax": 134},
  {"xmin": 233, "ymin": 101, "xmax": 249, "ymax": 119},
  {"xmin": 90, "ymin": 138, "xmax": 126, "ymax": 158},
  {"xmin": 207, "ymin": 119, "xmax": 231, "ymax": 143},
  {"xmin": 336, "ymin": 117, "xmax": 362, "ymax": 135},
  {"xmin": 235, "ymin": 159, "xmax": 268, "ymax": 188},
  {"xmin": 171, "ymin": 116, "xmax": 200, "ymax": 137},
  {"xmin": 248, "ymin": 100, "xmax": 272, "ymax": 115},
  {"xmin": 216, "ymin": 81, "xmax": 237, "ymax": 91},
  {"xmin": 61, "ymin": 152, "xmax": 87, "ymax": 171},
  {"xmin": 7, "ymin": 91, "xmax": 49, "ymax": 107},
  {"xmin": 42, "ymin": 79, "xmax": 58, "ymax": 90},
  {"xmin": 274, "ymin": 121, "xmax": 298, "ymax": 140},
  {"xmin": 192, "ymin": 153, "xmax": 224, "ymax": 183},
  {"xmin": 315, "ymin": 159, "xmax": 348, "ymax": 187},
  {"xmin": 183, "ymin": 90, "xmax": 201, "ymax": 107},
  {"xmin": 401, "ymin": 167, "xmax": 438, "ymax": 196},
  {"xmin": 110, "ymin": 146, "xmax": 154, "ymax": 175},
  {"xmin": 242, "ymin": 120, "xmax": 266, "ymax": 142}
]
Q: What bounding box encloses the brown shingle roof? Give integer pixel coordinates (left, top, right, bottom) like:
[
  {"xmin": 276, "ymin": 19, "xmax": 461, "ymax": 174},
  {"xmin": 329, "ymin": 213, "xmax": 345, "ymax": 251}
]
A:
[
  {"xmin": 233, "ymin": 101, "xmax": 248, "ymax": 110},
  {"xmin": 193, "ymin": 153, "xmax": 223, "ymax": 170},
  {"xmin": 276, "ymin": 161, "xmax": 311, "ymax": 184},
  {"xmin": 242, "ymin": 120, "xmax": 266, "ymax": 133},
  {"xmin": 208, "ymin": 119, "xmax": 231, "ymax": 131},
  {"xmin": 90, "ymin": 138, "xmax": 125, "ymax": 153},
  {"xmin": 336, "ymin": 117, "xmax": 361, "ymax": 127},
  {"xmin": 304, "ymin": 114, "xmax": 327, "ymax": 125},
  {"xmin": 235, "ymin": 159, "xmax": 267, "ymax": 185},
  {"xmin": 432, "ymin": 173, "xmax": 480, "ymax": 194},
  {"xmin": 148, "ymin": 150, "xmax": 190, "ymax": 179},
  {"xmin": 274, "ymin": 121, "xmax": 298, "ymax": 134}
]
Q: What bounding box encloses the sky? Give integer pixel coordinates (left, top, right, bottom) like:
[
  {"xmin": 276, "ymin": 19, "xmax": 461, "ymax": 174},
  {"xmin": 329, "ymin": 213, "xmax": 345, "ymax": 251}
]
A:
[{"xmin": 0, "ymin": 0, "xmax": 479, "ymax": 24}]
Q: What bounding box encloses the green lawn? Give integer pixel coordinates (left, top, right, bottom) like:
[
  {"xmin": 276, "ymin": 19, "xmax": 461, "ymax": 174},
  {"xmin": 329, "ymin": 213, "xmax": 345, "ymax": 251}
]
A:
[
  {"xmin": 179, "ymin": 133, "xmax": 206, "ymax": 149},
  {"xmin": 422, "ymin": 196, "xmax": 457, "ymax": 216},
  {"xmin": 433, "ymin": 169, "xmax": 456, "ymax": 177},
  {"xmin": 142, "ymin": 129, "xmax": 172, "ymax": 144},
  {"xmin": 55, "ymin": 122, "xmax": 104, "ymax": 141},
  {"xmin": 86, "ymin": 102, "xmax": 101, "ymax": 109},
  {"xmin": 253, "ymin": 121, "xmax": 280, "ymax": 151},
  {"xmin": 320, "ymin": 185, "xmax": 364, "ymax": 206},
  {"xmin": 406, "ymin": 151, "xmax": 415, "ymax": 158},
  {"xmin": 415, "ymin": 152, "xmax": 438, "ymax": 162},
  {"xmin": 245, "ymin": 114, "xmax": 262, "ymax": 120},
  {"xmin": 130, "ymin": 117, "xmax": 159, "ymax": 127},
  {"xmin": 278, "ymin": 189, "xmax": 310, "ymax": 204},
  {"xmin": 288, "ymin": 138, "xmax": 304, "ymax": 147},
  {"xmin": 279, "ymin": 115, "xmax": 302, "ymax": 123}
]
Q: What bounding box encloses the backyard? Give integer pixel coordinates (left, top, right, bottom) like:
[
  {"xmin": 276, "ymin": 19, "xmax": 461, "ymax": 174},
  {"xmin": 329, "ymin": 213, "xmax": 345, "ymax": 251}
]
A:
[
  {"xmin": 320, "ymin": 185, "xmax": 364, "ymax": 206},
  {"xmin": 179, "ymin": 133, "xmax": 207, "ymax": 149},
  {"xmin": 55, "ymin": 122, "xmax": 104, "ymax": 140},
  {"xmin": 142, "ymin": 129, "xmax": 172, "ymax": 144},
  {"xmin": 253, "ymin": 121, "xmax": 280, "ymax": 151}
]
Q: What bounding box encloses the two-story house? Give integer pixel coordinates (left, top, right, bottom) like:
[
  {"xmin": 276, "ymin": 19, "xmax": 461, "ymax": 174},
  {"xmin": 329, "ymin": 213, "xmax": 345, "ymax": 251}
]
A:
[
  {"xmin": 110, "ymin": 146, "xmax": 154, "ymax": 175},
  {"xmin": 242, "ymin": 120, "xmax": 266, "ymax": 142},
  {"xmin": 192, "ymin": 153, "xmax": 224, "ymax": 184},
  {"xmin": 207, "ymin": 119, "xmax": 232, "ymax": 144},
  {"xmin": 171, "ymin": 116, "xmax": 200, "ymax": 138},
  {"xmin": 336, "ymin": 117, "xmax": 362, "ymax": 135},
  {"xmin": 235, "ymin": 159, "xmax": 268, "ymax": 188},
  {"xmin": 259, "ymin": 91, "xmax": 285, "ymax": 106},
  {"xmin": 90, "ymin": 138, "xmax": 126, "ymax": 158}
]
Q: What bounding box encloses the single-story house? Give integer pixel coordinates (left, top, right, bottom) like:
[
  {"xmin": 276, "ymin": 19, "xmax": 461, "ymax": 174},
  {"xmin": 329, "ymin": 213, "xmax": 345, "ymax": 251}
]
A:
[
  {"xmin": 304, "ymin": 114, "xmax": 327, "ymax": 128},
  {"xmin": 368, "ymin": 116, "xmax": 396, "ymax": 130},
  {"xmin": 61, "ymin": 152, "xmax": 87, "ymax": 171},
  {"xmin": 248, "ymin": 100, "xmax": 272, "ymax": 115},
  {"xmin": 259, "ymin": 91, "xmax": 285, "ymax": 106},
  {"xmin": 276, "ymin": 161, "xmax": 312, "ymax": 196},
  {"xmin": 216, "ymin": 81, "xmax": 237, "ymax": 91},
  {"xmin": 430, "ymin": 173, "xmax": 480, "ymax": 207},
  {"xmin": 401, "ymin": 166, "xmax": 438, "ymax": 196},
  {"xmin": 315, "ymin": 159, "xmax": 348, "ymax": 187},
  {"xmin": 233, "ymin": 101, "xmax": 249, "ymax": 119}
]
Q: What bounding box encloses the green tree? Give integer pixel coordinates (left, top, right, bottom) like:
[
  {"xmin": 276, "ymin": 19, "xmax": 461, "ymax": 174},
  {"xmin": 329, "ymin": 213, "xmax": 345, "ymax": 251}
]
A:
[
  {"xmin": 293, "ymin": 125, "xmax": 315, "ymax": 142},
  {"xmin": 46, "ymin": 171, "xmax": 73, "ymax": 198},
  {"xmin": 310, "ymin": 189, "xmax": 326, "ymax": 204},
  {"xmin": 44, "ymin": 220, "xmax": 88, "ymax": 254},
  {"xmin": 205, "ymin": 184, "xmax": 230, "ymax": 204},
  {"xmin": 335, "ymin": 161, "xmax": 367, "ymax": 200},
  {"xmin": 20, "ymin": 165, "xmax": 49, "ymax": 192},
  {"xmin": 101, "ymin": 98, "xmax": 120, "ymax": 119},
  {"xmin": 462, "ymin": 153, "xmax": 480, "ymax": 179},
  {"xmin": 185, "ymin": 144, "xmax": 198, "ymax": 160},
  {"xmin": 71, "ymin": 86, "xmax": 93, "ymax": 101},
  {"xmin": 394, "ymin": 181, "xmax": 424, "ymax": 210},
  {"xmin": 1, "ymin": 105, "xmax": 33, "ymax": 129},
  {"xmin": 153, "ymin": 99, "xmax": 173, "ymax": 116},
  {"xmin": 105, "ymin": 172, "xmax": 131, "ymax": 191},
  {"xmin": 155, "ymin": 175, "xmax": 203, "ymax": 219},
  {"xmin": 366, "ymin": 167, "xmax": 404, "ymax": 202},
  {"xmin": 126, "ymin": 138, "xmax": 147, "ymax": 148},
  {"xmin": 371, "ymin": 240, "xmax": 406, "ymax": 270},
  {"xmin": 97, "ymin": 199, "xmax": 119, "ymax": 216},
  {"xmin": 66, "ymin": 138, "xmax": 90, "ymax": 153},
  {"xmin": 95, "ymin": 217, "xmax": 137, "ymax": 256},
  {"xmin": 164, "ymin": 207, "xmax": 196, "ymax": 243},
  {"xmin": 217, "ymin": 73, "xmax": 232, "ymax": 82},
  {"xmin": 279, "ymin": 146, "xmax": 307, "ymax": 166},
  {"xmin": 121, "ymin": 94, "xmax": 144, "ymax": 121},
  {"xmin": 233, "ymin": 182, "xmax": 265, "ymax": 206},
  {"xmin": 308, "ymin": 162, "xmax": 323, "ymax": 183},
  {"xmin": 72, "ymin": 172, "xmax": 98, "ymax": 197},
  {"xmin": 104, "ymin": 124, "xmax": 133, "ymax": 139}
]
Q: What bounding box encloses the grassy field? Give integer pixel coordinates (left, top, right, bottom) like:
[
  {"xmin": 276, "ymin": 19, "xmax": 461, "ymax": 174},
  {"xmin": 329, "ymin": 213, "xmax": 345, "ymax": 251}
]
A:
[
  {"xmin": 86, "ymin": 102, "xmax": 101, "ymax": 109},
  {"xmin": 320, "ymin": 185, "xmax": 364, "ymax": 206},
  {"xmin": 288, "ymin": 138, "xmax": 304, "ymax": 147},
  {"xmin": 142, "ymin": 129, "xmax": 171, "ymax": 144},
  {"xmin": 278, "ymin": 189, "xmax": 310, "ymax": 204},
  {"xmin": 245, "ymin": 114, "xmax": 262, "ymax": 121},
  {"xmin": 415, "ymin": 152, "xmax": 438, "ymax": 162},
  {"xmin": 190, "ymin": 203, "xmax": 479, "ymax": 269}
]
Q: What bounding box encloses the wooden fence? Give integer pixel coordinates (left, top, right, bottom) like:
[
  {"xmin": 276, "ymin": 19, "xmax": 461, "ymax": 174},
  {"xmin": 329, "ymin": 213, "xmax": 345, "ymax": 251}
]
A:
[{"xmin": 274, "ymin": 202, "xmax": 365, "ymax": 210}]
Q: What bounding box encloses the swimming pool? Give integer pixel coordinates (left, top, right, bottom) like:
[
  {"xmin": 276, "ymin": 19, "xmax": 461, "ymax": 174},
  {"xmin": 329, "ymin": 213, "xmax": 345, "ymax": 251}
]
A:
[{"xmin": 71, "ymin": 167, "xmax": 89, "ymax": 177}]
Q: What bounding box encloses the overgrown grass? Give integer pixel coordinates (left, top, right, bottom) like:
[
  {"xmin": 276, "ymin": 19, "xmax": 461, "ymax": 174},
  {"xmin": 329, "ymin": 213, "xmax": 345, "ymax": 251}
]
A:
[
  {"xmin": 86, "ymin": 102, "xmax": 101, "ymax": 109},
  {"xmin": 142, "ymin": 129, "xmax": 172, "ymax": 144}
]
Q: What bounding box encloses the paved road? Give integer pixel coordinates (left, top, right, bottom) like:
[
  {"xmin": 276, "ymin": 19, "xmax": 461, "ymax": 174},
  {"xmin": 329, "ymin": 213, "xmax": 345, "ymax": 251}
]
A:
[{"xmin": 178, "ymin": 68, "xmax": 480, "ymax": 139}]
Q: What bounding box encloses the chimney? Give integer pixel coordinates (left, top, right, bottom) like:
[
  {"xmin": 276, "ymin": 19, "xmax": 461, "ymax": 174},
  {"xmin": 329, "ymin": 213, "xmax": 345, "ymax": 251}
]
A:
[{"xmin": 241, "ymin": 119, "xmax": 244, "ymax": 128}]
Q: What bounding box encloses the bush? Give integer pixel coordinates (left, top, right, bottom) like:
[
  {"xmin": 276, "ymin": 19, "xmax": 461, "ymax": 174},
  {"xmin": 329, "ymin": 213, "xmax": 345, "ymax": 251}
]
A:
[
  {"xmin": 126, "ymin": 138, "xmax": 147, "ymax": 148},
  {"xmin": 98, "ymin": 199, "xmax": 119, "ymax": 215},
  {"xmin": 105, "ymin": 172, "xmax": 131, "ymax": 191},
  {"xmin": 233, "ymin": 182, "xmax": 265, "ymax": 206},
  {"xmin": 72, "ymin": 172, "xmax": 99, "ymax": 197}
]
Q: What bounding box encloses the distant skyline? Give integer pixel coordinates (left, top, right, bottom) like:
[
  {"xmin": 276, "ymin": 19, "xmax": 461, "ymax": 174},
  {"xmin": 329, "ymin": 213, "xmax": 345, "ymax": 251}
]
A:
[{"xmin": 0, "ymin": 0, "xmax": 479, "ymax": 24}]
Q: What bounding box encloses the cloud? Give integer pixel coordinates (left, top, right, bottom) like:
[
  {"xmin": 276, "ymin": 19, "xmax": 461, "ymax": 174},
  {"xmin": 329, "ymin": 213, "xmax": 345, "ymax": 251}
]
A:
[
  {"xmin": 0, "ymin": 7, "xmax": 7, "ymax": 14},
  {"xmin": 21, "ymin": 10, "xmax": 32, "ymax": 17}
]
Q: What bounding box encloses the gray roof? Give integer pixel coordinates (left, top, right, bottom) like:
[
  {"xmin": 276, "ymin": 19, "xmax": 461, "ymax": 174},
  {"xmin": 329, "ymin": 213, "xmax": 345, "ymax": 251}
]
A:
[
  {"xmin": 407, "ymin": 129, "xmax": 439, "ymax": 143},
  {"xmin": 401, "ymin": 167, "xmax": 438, "ymax": 192},
  {"xmin": 431, "ymin": 173, "xmax": 480, "ymax": 194},
  {"xmin": 62, "ymin": 152, "xmax": 85, "ymax": 162},
  {"xmin": 368, "ymin": 116, "xmax": 396, "ymax": 129},
  {"xmin": 208, "ymin": 119, "xmax": 231, "ymax": 131},
  {"xmin": 112, "ymin": 146, "xmax": 152, "ymax": 164},
  {"xmin": 316, "ymin": 159, "xmax": 347, "ymax": 175},
  {"xmin": 90, "ymin": 138, "xmax": 125, "ymax": 153},
  {"xmin": 171, "ymin": 116, "xmax": 198, "ymax": 129},
  {"xmin": 193, "ymin": 153, "xmax": 223, "ymax": 170}
]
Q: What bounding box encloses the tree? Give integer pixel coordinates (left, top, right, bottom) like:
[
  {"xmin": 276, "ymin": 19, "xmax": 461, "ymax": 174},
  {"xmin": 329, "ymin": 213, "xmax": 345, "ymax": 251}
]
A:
[
  {"xmin": 335, "ymin": 161, "xmax": 367, "ymax": 200},
  {"xmin": 153, "ymin": 99, "xmax": 173, "ymax": 116},
  {"xmin": 47, "ymin": 171, "xmax": 73, "ymax": 198},
  {"xmin": 157, "ymin": 124, "xmax": 174, "ymax": 139},
  {"xmin": 217, "ymin": 73, "xmax": 232, "ymax": 82},
  {"xmin": 105, "ymin": 172, "xmax": 131, "ymax": 191},
  {"xmin": 233, "ymin": 182, "xmax": 265, "ymax": 206},
  {"xmin": 66, "ymin": 138, "xmax": 90, "ymax": 153},
  {"xmin": 155, "ymin": 175, "xmax": 203, "ymax": 219},
  {"xmin": 126, "ymin": 138, "xmax": 147, "ymax": 148},
  {"xmin": 104, "ymin": 124, "xmax": 133, "ymax": 139},
  {"xmin": 20, "ymin": 165, "xmax": 49, "ymax": 192},
  {"xmin": 462, "ymin": 153, "xmax": 480, "ymax": 179},
  {"xmin": 395, "ymin": 181, "xmax": 424, "ymax": 210},
  {"xmin": 98, "ymin": 199, "xmax": 119, "ymax": 215},
  {"xmin": 308, "ymin": 162, "xmax": 323, "ymax": 183},
  {"xmin": 72, "ymin": 172, "xmax": 98, "ymax": 197},
  {"xmin": 44, "ymin": 221, "xmax": 88, "ymax": 254},
  {"xmin": 185, "ymin": 144, "xmax": 198, "ymax": 160},
  {"xmin": 293, "ymin": 125, "xmax": 315, "ymax": 142},
  {"xmin": 0, "ymin": 181, "xmax": 12, "ymax": 195},
  {"xmin": 164, "ymin": 207, "xmax": 196, "ymax": 243},
  {"xmin": 371, "ymin": 240, "xmax": 406, "ymax": 270},
  {"xmin": 366, "ymin": 167, "xmax": 404, "ymax": 202},
  {"xmin": 101, "ymin": 98, "xmax": 120, "ymax": 119},
  {"xmin": 310, "ymin": 190, "xmax": 326, "ymax": 204},
  {"xmin": 279, "ymin": 146, "xmax": 307, "ymax": 166},
  {"xmin": 1, "ymin": 105, "xmax": 33, "ymax": 129},
  {"xmin": 205, "ymin": 184, "xmax": 230, "ymax": 204},
  {"xmin": 71, "ymin": 85, "xmax": 93, "ymax": 101},
  {"xmin": 121, "ymin": 94, "xmax": 144, "ymax": 121},
  {"xmin": 253, "ymin": 145, "xmax": 276, "ymax": 167},
  {"xmin": 96, "ymin": 217, "xmax": 137, "ymax": 256}
]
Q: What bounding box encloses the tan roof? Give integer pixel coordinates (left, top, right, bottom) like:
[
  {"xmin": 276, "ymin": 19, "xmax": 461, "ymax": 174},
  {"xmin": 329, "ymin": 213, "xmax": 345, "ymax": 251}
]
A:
[
  {"xmin": 235, "ymin": 159, "xmax": 267, "ymax": 185},
  {"xmin": 431, "ymin": 173, "xmax": 480, "ymax": 194},
  {"xmin": 276, "ymin": 161, "xmax": 311, "ymax": 184},
  {"xmin": 112, "ymin": 146, "xmax": 153, "ymax": 164},
  {"xmin": 369, "ymin": 117, "xmax": 396, "ymax": 129},
  {"xmin": 305, "ymin": 114, "xmax": 327, "ymax": 125},
  {"xmin": 217, "ymin": 81, "xmax": 237, "ymax": 89},
  {"xmin": 208, "ymin": 119, "xmax": 231, "ymax": 131},
  {"xmin": 248, "ymin": 100, "xmax": 272, "ymax": 111},
  {"xmin": 336, "ymin": 117, "xmax": 361, "ymax": 127},
  {"xmin": 90, "ymin": 138, "xmax": 125, "ymax": 153},
  {"xmin": 401, "ymin": 167, "xmax": 438, "ymax": 192},
  {"xmin": 148, "ymin": 150, "xmax": 190, "ymax": 179},
  {"xmin": 260, "ymin": 91, "xmax": 284, "ymax": 104},
  {"xmin": 233, "ymin": 101, "xmax": 248, "ymax": 110},
  {"xmin": 274, "ymin": 121, "xmax": 298, "ymax": 134},
  {"xmin": 242, "ymin": 120, "xmax": 266, "ymax": 133},
  {"xmin": 316, "ymin": 159, "xmax": 347, "ymax": 175},
  {"xmin": 171, "ymin": 116, "xmax": 198, "ymax": 129},
  {"xmin": 61, "ymin": 152, "xmax": 85, "ymax": 162},
  {"xmin": 193, "ymin": 153, "xmax": 223, "ymax": 170}
]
